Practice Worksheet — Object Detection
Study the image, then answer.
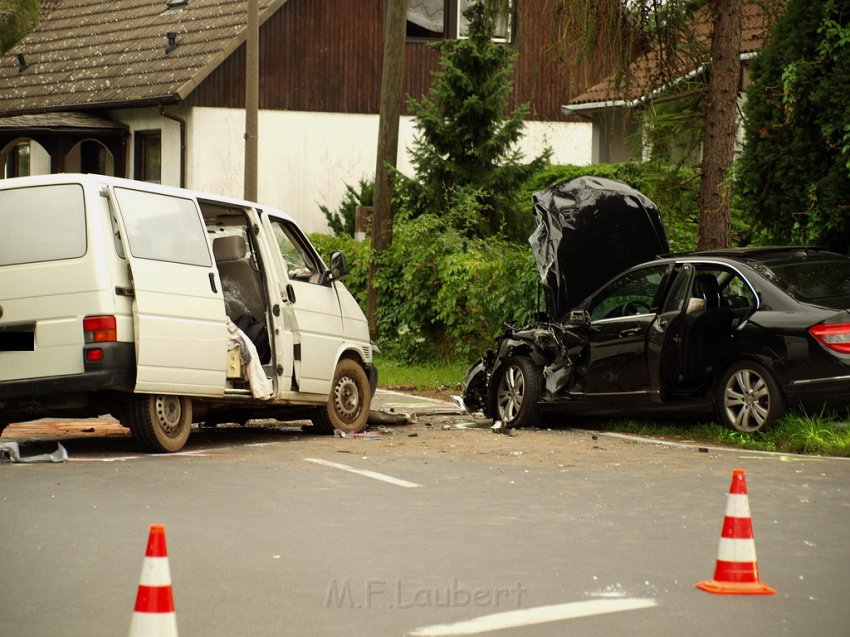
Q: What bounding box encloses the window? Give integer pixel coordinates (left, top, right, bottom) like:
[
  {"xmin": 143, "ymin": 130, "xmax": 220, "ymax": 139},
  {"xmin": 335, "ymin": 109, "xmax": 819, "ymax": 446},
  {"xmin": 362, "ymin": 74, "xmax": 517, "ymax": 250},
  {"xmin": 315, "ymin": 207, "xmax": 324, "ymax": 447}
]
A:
[
  {"xmin": 589, "ymin": 266, "xmax": 667, "ymax": 321},
  {"xmin": 135, "ymin": 131, "xmax": 162, "ymax": 183},
  {"xmin": 0, "ymin": 184, "xmax": 87, "ymax": 266},
  {"xmin": 269, "ymin": 219, "xmax": 322, "ymax": 284},
  {"xmin": 406, "ymin": 0, "xmax": 513, "ymax": 41},
  {"xmin": 114, "ymin": 187, "xmax": 211, "ymax": 267},
  {"xmin": 4, "ymin": 142, "xmax": 30, "ymax": 178}
]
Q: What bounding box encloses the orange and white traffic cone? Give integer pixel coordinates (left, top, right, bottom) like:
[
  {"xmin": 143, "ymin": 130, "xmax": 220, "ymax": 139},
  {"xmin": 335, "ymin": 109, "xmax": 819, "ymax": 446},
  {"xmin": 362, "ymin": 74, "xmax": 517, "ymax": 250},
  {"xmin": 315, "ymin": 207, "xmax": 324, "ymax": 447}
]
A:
[
  {"xmin": 697, "ymin": 469, "xmax": 776, "ymax": 595},
  {"xmin": 129, "ymin": 524, "xmax": 178, "ymax": 636}
]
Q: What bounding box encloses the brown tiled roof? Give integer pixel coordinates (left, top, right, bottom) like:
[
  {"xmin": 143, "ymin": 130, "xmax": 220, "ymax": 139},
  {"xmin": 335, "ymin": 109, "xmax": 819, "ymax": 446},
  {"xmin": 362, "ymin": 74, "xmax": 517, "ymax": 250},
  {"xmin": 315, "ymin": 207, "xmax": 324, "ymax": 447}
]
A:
[
  {"xmin": 0, "ymin": 0, "xmax": 286, "ymax": 116},
  {"xmin": 566, "ymin": 1, "xmax": 780, "ymax": 109}
]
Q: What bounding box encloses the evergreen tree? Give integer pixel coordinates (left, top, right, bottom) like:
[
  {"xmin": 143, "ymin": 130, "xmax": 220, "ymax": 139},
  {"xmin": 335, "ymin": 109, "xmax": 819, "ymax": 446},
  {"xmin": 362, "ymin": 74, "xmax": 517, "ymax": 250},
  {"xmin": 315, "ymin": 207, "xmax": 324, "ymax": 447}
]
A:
[
  {"xmin": 398, "ymin": 0, "xmax": 550, "ymax": 241},
  {"xmin": 739, "ymin": 0, "xmax": 850, "ymax": 252}
]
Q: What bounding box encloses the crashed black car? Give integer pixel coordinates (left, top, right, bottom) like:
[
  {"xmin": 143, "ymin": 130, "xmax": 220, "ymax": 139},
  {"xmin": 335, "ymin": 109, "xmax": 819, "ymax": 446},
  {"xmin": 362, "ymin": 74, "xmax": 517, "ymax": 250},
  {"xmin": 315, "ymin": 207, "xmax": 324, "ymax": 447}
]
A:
[{"xmin": 463, "ymin": 177, "xmax": 850, "ymax": 432}]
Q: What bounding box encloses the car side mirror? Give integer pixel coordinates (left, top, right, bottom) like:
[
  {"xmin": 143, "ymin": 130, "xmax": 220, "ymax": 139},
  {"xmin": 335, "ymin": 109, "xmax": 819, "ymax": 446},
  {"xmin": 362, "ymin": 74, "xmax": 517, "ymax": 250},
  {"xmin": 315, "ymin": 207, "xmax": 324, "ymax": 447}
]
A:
[
  {"xmin": 330, "ymin": 251, "xmax": 349, "ymax": 280},
  {"xmin": 567, "ymin": 309, "xmax": 590, "ymax": 327}
]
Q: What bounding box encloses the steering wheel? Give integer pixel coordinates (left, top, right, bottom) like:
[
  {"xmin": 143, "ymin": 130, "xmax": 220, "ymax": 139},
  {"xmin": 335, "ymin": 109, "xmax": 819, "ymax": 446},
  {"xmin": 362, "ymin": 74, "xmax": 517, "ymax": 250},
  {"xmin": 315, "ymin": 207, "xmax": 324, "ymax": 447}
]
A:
[{"xmin": 623, "ymin": 300, "xmax": 651, "ymax": 315}]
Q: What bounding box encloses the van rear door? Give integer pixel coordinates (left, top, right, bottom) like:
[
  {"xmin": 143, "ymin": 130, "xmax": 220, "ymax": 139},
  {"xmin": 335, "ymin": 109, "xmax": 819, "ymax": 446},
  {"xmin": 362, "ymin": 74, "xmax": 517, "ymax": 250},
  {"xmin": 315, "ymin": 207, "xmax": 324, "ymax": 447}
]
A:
[{"xmin": 111, "ymin": 185, "xmax": 226, "ymax": 396}]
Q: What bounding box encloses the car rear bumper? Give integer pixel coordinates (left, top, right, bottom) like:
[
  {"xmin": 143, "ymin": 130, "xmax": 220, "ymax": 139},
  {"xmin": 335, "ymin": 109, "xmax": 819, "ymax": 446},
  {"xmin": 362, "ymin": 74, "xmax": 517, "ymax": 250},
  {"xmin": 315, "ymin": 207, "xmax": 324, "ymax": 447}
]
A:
[{"xmin": 0, "ymin": 342, "xmax": 135, "ymax": 400}]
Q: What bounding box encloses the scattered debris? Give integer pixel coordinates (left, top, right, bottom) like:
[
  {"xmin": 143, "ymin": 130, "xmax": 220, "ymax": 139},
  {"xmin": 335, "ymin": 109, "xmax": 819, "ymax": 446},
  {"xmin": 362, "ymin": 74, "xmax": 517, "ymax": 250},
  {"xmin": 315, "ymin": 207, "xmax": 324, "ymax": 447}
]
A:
[
  {"xmin": 368, "ymin": 409, "xmax": 415, "ymax": 426},
  {"xmin": 333, "ymin": 430, "xmax": 382, "ymax": 440},
  {"xmin": 0, "ymin": 441, "xmax": 68, "ymax": 464}
]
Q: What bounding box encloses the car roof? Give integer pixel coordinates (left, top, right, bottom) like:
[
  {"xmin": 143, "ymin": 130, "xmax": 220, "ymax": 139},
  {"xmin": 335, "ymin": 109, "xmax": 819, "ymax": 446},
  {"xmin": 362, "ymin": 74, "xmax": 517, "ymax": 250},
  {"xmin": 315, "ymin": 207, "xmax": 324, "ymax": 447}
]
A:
[{"xmin": 659, "ymin": 246, "xmax": 844, "ymax": 264}]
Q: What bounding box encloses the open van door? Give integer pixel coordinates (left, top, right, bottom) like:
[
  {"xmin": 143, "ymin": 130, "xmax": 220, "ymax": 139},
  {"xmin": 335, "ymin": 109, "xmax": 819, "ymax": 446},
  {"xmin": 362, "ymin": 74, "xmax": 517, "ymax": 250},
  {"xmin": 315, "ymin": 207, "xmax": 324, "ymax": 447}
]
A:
[{"xmin": 110, "ymin": 185, "xmax": 227, "ymax": 396}]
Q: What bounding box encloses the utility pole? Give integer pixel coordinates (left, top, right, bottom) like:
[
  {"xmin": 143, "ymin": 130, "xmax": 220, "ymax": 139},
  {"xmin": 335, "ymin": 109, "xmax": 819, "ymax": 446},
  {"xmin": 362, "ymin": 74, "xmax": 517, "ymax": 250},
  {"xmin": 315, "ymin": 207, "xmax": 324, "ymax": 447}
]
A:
[
  {"xmin": 367, "ymin": 0, "xmax": 408, "ymax": 337},
  {"xmin": 244, "ymin": 0, "xmax": 259, "ymax": 201}
]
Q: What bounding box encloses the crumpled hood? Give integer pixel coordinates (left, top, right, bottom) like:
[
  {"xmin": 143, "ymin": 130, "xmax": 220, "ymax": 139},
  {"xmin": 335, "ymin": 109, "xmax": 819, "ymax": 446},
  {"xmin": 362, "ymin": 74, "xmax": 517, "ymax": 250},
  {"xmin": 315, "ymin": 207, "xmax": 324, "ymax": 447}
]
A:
[{"xmin": 530, "ymin": 176, "xmax": 669, "ymax": 320}]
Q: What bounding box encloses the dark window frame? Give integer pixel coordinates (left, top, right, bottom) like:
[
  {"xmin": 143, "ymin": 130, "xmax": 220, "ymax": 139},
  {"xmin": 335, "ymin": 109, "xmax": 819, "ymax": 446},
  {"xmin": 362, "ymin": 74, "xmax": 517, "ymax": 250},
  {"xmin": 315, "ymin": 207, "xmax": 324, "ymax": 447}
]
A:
[{"xmin": 134, "ymin": 130, "xmax": 162, "ymax": 183}]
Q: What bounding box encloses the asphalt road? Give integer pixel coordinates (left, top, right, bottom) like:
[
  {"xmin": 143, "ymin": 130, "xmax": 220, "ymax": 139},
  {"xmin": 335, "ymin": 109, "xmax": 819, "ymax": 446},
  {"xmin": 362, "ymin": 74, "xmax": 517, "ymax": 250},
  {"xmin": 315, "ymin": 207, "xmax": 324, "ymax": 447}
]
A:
[{"xmin": 2, "ymin": 394, "xmax": 849, "ymax": 636}]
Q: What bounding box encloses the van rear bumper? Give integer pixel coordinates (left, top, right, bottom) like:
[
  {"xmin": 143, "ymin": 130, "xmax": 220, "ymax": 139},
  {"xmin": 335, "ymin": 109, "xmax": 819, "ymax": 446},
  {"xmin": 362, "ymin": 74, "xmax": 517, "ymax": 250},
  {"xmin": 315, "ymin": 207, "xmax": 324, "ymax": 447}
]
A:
[{"xmin": 0, "ymin": 342, "xmax": 135, "ymax": 399}]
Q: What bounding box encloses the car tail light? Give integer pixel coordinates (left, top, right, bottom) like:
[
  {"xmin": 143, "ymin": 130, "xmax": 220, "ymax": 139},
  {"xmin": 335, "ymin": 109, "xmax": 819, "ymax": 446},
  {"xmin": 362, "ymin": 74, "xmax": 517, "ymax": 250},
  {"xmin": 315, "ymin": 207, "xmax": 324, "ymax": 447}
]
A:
[
  {"xmin": 809, "ymin": 323, "xmax": 850, "ymax": 354},
  {"xmin": 83, "ymin": 315, "xmax": 117, "ymax": 343}
]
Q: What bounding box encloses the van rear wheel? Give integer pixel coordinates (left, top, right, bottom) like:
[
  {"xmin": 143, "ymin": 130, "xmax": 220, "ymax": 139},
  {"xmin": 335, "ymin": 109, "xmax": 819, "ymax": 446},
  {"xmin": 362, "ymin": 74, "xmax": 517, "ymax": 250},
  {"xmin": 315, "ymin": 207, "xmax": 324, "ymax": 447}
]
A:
[
  {"xmin": 310, "ymin": 359, "xmax": 371, "ymax": 435},
  {"xmin": 127, "ymin": 394, "xmax": 192, "ymax": 453}
]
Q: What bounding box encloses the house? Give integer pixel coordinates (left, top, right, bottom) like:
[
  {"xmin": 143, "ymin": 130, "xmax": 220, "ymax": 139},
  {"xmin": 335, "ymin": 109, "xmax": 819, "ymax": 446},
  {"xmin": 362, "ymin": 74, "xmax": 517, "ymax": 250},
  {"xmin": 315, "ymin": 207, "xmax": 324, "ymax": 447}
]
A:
[
  {"xmin": 561, "ymin": 1, "xmax": 780, "ymax": 165},
  {"xmin": 0, "ymin": 0, "xmax": 607, "ymax": 232}
]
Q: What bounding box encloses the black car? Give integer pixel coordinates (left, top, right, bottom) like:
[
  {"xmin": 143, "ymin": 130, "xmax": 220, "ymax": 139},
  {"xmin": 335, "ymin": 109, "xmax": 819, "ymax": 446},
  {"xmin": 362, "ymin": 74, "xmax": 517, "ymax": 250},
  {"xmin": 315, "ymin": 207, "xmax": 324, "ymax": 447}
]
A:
[{"xmin": 463, "ymin": 178, "xmax": 850, "ymax": 432}]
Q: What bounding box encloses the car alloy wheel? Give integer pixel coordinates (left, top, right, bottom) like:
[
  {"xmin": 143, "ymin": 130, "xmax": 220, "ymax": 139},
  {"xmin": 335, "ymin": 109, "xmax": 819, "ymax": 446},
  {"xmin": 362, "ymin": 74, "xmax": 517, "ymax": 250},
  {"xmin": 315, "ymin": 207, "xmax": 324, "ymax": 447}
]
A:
[{"xmin": 718, "ymin": 361, "xmax": 785, "ymax": 433}]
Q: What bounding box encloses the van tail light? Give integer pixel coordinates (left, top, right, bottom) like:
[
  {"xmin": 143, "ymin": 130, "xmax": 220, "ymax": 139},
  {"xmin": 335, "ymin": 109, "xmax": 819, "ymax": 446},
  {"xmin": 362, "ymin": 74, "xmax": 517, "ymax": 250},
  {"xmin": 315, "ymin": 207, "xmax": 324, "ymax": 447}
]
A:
[
  {"xmin": 83, "ymin": 315, "xmax": 117, "ymax": 343},
  {"xmin": 809, "ymin": 323, "xmax": 850, "ymax": 354}
]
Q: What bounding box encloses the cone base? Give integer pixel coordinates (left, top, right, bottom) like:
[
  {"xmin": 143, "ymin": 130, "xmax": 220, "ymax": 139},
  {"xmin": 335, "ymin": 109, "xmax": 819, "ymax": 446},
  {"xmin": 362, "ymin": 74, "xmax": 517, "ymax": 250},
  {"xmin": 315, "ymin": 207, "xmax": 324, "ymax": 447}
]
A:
[{"xmin": 696, "ymin": 579, "xmax": 776, "ymax": 595}]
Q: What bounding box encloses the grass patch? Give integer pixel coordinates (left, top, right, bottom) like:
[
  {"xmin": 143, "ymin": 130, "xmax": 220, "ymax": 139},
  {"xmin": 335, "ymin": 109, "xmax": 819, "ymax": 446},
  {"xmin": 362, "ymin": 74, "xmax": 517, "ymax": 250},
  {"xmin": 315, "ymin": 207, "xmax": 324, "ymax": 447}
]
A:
[
  {"xmin": 378, "ymin": 358, "xmax": 469, "ymax": 396},
  {"xmin": 378, "ymin": 359, "xmax": 850, "ymax": 457}
]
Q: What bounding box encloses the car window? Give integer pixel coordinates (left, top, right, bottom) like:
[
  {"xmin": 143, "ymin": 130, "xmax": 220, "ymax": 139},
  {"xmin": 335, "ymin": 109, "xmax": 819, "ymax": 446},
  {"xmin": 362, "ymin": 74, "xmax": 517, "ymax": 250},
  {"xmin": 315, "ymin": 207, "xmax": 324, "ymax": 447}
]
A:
[
  {"xmin": 0, "ymin": 184, "xmax": 87, "ymax": 266},
  {"xmin": 762, "ymin": 258, "xmax": 850, "ymax": 303},
  {"xmin": 269, "ymin": 219, "xmax": 322, "ymax": 284},
  {"xmin": 114, "ymin": 187, "xmax": 211, "ymax": 267},
  {"xmin": 589, "ymin": 265, "xmax": 667, "ymax": 321},
  {"xmin": 720, "ymin": 273, "xmax": 756, "ymax": 309}
]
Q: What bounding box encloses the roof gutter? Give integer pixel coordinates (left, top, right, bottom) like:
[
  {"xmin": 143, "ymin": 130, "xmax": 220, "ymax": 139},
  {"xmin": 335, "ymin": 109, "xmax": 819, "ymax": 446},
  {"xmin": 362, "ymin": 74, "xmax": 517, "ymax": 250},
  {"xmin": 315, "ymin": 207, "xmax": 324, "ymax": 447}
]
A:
[
  {"xmin": 561, "ymin": 51, "xmax": 758, "ymax": 116},
  {"xmin": 159, "ymin": 104, "xmax": 186, "ymax": 188}
]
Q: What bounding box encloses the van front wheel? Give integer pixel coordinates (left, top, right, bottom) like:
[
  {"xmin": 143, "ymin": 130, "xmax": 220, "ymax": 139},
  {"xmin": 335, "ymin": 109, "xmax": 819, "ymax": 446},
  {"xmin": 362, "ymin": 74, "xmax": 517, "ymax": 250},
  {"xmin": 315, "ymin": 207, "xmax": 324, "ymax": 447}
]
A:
[
  {"xmin": 127, "ymin": 394, "xmax": 192, "ymax": 453},
  {"xmin": 311, "ymin": 359, "xmax": 371, "ymax": 435}
]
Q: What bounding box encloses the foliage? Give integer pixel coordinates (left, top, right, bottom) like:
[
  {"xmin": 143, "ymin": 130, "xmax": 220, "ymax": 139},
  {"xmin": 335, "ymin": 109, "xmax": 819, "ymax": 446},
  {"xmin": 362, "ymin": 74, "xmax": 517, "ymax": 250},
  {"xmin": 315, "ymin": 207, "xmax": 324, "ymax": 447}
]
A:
[
  {"xmin": 312, "ymin": 215, "xmax": 539, "ymax": 363},
  {"xmin": 738, "ymin": 0, "xmax": 850, "ymax": 252},
  {"xmin": 396, "ymin": 0, "xmax": 550, "ymax": 242},
  {"xmin": 318, "ymin": 178, "xmax": 373, "ymax": 237},
  {"xmin": 0, "ymin": 0, "xmax": 40, "ymax": 53}
]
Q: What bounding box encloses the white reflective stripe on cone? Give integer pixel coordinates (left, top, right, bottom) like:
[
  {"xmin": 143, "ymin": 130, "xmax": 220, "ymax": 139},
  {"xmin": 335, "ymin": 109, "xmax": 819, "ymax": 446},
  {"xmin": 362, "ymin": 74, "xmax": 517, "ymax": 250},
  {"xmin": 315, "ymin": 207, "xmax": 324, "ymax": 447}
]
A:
[
  {"xmin": 717, "ymin": 537, "xmax": 758, "ymax": 563},
  {"xmin": 724, "ymin": 493, "xmax": 751, "ymax": 518},
  {"xmin": 128, "ymin": 612, "xmax": 178, "ymax": 636},
  {"xmin": 137, "ymin": 557, "xmax": 172, "ymax": 587}
]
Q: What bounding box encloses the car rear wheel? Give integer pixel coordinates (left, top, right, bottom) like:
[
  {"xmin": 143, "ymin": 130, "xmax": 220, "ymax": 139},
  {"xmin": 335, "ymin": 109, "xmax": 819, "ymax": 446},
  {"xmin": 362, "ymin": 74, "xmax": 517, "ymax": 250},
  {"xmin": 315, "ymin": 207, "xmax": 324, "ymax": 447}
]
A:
[
  {"xmin": 716, "ymin": 361, "xmax": 785, "ymax": 433},
  {"xmin": 311, "ymin": 359, "xmax": 371, "ymax": 435},
  {"xmin": 492, "ymin": 356, "xmax": 542, "ymax": 428},
  {"xmin": 127, "ymin": 394, "xmax": 192, "ymax": 452}
]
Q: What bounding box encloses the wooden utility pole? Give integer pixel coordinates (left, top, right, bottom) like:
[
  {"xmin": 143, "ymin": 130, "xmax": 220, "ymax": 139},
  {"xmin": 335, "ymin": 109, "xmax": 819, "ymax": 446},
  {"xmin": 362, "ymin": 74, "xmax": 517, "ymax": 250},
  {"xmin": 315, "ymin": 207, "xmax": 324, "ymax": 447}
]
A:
[
  {"xmin": 366, "ymin": 0, "xmax": 408, "ymax": 337},
  {"xmin": 244, "ymin": 0, "xmax": 259, "ymax": 201}
]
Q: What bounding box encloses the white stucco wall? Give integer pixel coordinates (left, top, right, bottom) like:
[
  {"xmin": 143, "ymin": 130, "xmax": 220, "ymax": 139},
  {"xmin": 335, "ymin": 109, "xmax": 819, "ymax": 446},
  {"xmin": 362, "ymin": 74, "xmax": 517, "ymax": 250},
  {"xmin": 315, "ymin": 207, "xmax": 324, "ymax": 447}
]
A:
[
  {"xmin": 108, "ymin": 106, "xmax": 185, "ymax": 186},
  {"xmin": 188, "ymin": 107, "xmax": 591, "ymax": 234}
]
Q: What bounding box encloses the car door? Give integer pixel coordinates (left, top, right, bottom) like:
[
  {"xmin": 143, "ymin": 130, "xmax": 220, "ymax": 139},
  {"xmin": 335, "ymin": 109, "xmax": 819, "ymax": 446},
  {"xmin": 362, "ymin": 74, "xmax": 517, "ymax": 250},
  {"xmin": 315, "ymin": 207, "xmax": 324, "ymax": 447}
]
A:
[
  {"xmin": 264, "ymin": 215, "xmax": 343, "ymax": 395},
  {"xmin": 647, "ymin": 264, "xmax": 693, "ymax": 401},
  {"xmin": 111, "ymin": 185, "xmax": 227, "ymax": 396},
  {"xmin": 574, "ymin": 264, "xmax": 671, "ymax": 395}
]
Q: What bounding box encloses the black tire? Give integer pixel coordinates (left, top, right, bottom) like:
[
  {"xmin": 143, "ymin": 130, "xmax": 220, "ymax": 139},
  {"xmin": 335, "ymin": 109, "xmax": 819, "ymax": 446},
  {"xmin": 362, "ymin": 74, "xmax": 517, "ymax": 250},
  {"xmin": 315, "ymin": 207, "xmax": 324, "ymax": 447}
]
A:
[
  {"xmin": 491, "ymin": 356, "xmax": 542, "ymax": 428},
  {"xmin": 126, "ymin": 394, "xmax": 192, "ymax": 453},
  {"xmin": 716, "ymin": 360, "xmax": 785, "ymax": 433},
  {"xmin": 310, "ymin": 359, "xmax": 371, "ymax": 435}
]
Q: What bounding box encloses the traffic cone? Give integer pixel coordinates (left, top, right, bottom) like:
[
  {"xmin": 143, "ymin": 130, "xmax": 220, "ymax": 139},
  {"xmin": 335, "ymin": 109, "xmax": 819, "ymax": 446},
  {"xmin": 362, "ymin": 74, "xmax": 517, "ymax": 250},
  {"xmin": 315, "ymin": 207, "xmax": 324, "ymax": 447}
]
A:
[
  {"xmin": 129, "ymin": 524, "xmax": 178, "ymax": 636},
  {"xmin": 697, "ymin": 469, "xmax": 776, "ymax": 595}
]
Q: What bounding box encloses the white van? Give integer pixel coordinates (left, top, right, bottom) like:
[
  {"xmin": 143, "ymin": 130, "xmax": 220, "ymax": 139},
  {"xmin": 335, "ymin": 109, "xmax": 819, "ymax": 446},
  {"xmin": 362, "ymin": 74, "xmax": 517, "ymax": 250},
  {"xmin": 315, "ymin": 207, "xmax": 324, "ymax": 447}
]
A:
[{"xmin": 0, "ymin": 174, "xmax": 376, "ymax": 452}]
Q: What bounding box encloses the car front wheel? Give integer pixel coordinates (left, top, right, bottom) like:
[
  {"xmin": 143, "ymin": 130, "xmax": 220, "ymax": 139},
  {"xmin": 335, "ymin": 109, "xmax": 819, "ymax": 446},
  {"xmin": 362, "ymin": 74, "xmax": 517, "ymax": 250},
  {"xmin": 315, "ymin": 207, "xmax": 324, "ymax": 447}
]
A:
[
  {"xmin": 492, "ymin": 356, "xmax": 542, "ymax": 428},
  {"xmin": 311, "ymin": 359, "xmax": 371, "ymax": 435},
  {"xmin": 716, "ymin": 360, "xmax": 785, "ymax": 433}
]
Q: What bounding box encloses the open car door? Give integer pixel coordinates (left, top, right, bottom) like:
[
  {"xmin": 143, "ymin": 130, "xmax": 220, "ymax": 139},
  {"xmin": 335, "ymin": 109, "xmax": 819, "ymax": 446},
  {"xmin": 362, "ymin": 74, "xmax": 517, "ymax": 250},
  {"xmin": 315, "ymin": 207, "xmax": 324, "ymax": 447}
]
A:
[{"xmin": 111, "ymin": 185, "xmax": 227, "ymax": 396}]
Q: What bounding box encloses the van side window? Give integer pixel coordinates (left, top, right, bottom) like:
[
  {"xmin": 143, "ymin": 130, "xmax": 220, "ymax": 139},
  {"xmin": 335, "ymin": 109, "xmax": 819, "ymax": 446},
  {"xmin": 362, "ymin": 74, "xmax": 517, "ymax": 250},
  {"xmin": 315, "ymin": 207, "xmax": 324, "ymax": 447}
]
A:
[
  {"xmin": 269, "ymin": 219, "xmax": 322, "ymax": 284},
  {"xmin": 114, "ymin": 187, "xmax": 211, "ymax": 267},
  {"xmin": 0, "ymin": 184, "xmax": 87, "ymax": 266}
]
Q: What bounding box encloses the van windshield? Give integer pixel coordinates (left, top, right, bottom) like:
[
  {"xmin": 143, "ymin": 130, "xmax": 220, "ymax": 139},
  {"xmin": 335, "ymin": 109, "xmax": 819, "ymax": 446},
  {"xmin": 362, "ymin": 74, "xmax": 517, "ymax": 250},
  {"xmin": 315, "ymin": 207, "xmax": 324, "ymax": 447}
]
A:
[{"xmin": 0, "ymin": 183, "xmax": 87, "ymax": 266}]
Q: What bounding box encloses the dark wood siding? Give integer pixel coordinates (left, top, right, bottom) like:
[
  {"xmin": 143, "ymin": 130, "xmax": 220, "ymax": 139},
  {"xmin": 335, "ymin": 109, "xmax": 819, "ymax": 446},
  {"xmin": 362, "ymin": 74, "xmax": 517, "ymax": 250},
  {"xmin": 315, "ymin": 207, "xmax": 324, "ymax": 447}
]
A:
[{"xmin": 186, "ymin": 0, "xmax": 612, "ymax": 121}]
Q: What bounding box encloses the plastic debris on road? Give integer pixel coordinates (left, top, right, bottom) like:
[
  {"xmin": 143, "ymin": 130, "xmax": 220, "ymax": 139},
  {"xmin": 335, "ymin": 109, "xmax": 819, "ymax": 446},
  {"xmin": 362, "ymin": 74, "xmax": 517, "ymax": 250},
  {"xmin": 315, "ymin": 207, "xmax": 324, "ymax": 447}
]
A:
[{"xmin": 0, "ymin": 441, "xmax": 68, "ymax": 464}]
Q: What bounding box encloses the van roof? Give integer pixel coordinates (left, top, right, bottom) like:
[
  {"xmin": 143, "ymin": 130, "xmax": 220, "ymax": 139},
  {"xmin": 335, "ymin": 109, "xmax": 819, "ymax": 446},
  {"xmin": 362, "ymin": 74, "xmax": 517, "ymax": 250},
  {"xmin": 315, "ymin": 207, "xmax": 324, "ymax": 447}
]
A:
[{"xmin": 0, "ymin": 173, "xmax": 298, "ymax": 225}]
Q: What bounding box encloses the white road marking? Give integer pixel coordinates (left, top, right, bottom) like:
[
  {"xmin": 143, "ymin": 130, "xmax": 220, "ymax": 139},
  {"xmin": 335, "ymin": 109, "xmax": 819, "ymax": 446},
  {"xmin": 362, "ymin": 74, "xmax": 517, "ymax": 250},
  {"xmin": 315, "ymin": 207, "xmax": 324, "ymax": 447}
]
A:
[
  {"xmin": 408, "ymin": 598, "xmax": 658, "ymax": 636},
  {"xmin": 304, "ymin": 458, "xmax": 422, "ymax": 488}
]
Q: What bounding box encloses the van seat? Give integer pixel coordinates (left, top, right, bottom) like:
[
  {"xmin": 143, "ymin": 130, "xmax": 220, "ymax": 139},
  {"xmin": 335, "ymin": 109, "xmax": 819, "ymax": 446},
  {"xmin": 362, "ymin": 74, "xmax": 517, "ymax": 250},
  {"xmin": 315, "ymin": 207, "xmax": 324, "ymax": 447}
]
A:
[{"xmin": 213, "ymin": 236, "xmax": 265, "ymax": 320}]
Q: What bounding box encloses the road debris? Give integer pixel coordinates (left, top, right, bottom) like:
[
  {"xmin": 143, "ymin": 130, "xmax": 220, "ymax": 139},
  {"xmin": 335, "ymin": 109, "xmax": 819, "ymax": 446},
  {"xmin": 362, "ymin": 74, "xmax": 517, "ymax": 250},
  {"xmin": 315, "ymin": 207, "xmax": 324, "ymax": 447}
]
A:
[{"xmin": 0, "ymin": 441, "xmax": 68, "ymax": 464}]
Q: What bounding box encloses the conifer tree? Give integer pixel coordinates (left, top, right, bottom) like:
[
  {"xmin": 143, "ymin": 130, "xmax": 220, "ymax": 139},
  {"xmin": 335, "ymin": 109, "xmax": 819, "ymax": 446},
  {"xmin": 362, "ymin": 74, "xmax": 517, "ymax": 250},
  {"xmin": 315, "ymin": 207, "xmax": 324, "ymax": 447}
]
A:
[{"xmin": 399, "ymin": 0, "xmax": 549, "ymax": 240}]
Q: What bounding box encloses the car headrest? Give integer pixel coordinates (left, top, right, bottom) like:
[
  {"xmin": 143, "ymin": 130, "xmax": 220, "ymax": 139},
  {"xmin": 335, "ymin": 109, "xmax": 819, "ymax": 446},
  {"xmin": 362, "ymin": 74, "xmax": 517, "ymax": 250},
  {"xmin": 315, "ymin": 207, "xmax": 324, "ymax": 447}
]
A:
[{"xmin": 213, "ymin": 235, "xmax": 247, "ymax": 262}]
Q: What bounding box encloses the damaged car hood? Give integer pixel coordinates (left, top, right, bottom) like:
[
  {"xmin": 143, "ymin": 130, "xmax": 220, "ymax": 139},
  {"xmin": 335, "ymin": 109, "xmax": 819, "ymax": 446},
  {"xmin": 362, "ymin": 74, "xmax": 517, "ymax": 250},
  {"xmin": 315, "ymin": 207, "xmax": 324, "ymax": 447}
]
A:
[{"xmin": 530, "ymin": 176, "xmax": 669, "ymax": 319}]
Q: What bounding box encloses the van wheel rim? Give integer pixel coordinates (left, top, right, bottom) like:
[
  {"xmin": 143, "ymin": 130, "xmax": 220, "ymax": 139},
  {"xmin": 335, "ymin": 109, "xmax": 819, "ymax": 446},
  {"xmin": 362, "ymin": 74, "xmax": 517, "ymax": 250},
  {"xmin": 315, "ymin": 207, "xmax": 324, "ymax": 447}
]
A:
[
  {"xmin": 333, "ymin": 376, "xmax": 360, "ymax": 420},
  {"xmin": 155, "ymin": 396, "xmax": 183, "ymax": 436}
]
